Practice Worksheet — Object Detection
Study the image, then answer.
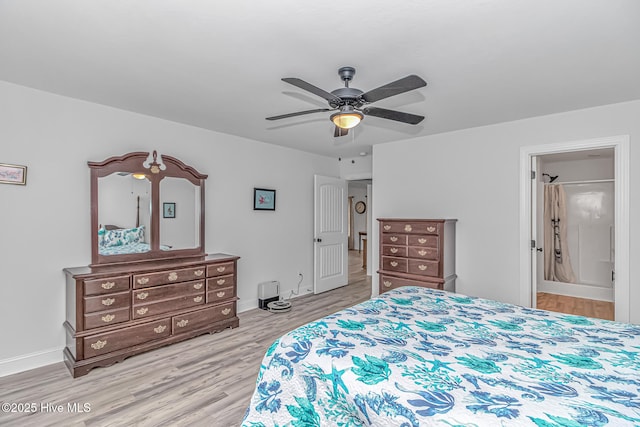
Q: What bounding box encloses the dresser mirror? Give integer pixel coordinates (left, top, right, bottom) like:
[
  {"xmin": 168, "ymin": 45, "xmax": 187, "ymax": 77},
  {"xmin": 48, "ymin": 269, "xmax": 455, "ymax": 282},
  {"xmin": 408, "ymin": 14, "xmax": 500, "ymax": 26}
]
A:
[{"xmin": 89, "ymin": 151, "xmax": 207, "ymax": 265}]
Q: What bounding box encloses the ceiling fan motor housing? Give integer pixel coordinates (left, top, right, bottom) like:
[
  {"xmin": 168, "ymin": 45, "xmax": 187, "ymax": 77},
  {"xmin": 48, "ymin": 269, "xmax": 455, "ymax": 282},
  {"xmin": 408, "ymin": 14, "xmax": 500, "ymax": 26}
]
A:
[{"xmin": 329, "ymin": 87, "xmax": 364, "ymax": 108}]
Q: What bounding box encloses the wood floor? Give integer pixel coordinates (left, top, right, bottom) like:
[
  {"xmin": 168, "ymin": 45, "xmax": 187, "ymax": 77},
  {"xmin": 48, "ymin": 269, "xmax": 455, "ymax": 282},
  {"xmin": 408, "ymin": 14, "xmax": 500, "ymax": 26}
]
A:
[
  {"xmin": 0, "ymin": 251, "xmax": 370, "ymax": 427},
  {"xmin": 536, "ymin": 292, "xmax": 614, "ymax": 321}
]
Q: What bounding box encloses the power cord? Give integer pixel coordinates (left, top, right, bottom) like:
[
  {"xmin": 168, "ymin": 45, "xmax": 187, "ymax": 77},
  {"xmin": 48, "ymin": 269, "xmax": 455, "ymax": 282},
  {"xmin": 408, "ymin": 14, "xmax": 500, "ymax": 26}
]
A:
[{"xmin": 286, "ymin": 273, "xmax": 304, "ymax": 300}]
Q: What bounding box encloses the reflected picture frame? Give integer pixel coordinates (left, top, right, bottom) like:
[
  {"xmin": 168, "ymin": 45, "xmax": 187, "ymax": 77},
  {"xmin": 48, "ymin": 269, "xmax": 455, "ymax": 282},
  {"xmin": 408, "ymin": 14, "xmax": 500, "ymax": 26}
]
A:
[
  {"xmin": 0, "ymin": 163, "xmax": 27, "ymax": 185},
  {"xmin": 254, "ymin": 188, "xmax": 276, "ymax": 211},
  {"xmin": 163, "ymin": 202, "xmax": 176, "ymax": 218}
]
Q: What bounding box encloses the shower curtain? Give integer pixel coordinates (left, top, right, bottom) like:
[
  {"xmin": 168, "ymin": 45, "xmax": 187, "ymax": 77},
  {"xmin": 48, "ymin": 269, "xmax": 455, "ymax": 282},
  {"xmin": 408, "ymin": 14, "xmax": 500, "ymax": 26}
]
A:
[{"xmin": 544, "ymin": 184, "xmax": 577, "ymax": 283}]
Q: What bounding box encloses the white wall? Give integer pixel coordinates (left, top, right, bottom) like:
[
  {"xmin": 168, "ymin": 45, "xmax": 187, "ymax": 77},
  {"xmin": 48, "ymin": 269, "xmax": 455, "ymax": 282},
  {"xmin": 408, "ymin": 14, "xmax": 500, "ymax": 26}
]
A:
[
  {"xmin": 372, "ymin": 99, "xmax": 640, "ymax": 324},
  {"xmin": 0, "ymin": 81, "xmax": 338, "ymax": 376}
]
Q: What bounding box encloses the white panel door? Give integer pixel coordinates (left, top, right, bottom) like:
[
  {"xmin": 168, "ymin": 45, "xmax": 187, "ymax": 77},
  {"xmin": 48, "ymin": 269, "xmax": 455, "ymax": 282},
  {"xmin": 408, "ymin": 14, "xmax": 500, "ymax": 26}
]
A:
[{"xmin": 314, "ymin": 175, "xmax": 348, "ymax": 294}]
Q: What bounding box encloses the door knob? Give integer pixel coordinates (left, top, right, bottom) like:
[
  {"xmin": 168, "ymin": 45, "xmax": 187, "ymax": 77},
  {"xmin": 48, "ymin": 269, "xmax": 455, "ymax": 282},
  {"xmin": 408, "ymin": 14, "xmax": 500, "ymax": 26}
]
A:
[
  {"xmin": 314, "ymin": 238, "xmax": 322, "ymax": 242},
  {"xmin": 536, "ymin": 248, "xmax": 543, "ymax": 252}
]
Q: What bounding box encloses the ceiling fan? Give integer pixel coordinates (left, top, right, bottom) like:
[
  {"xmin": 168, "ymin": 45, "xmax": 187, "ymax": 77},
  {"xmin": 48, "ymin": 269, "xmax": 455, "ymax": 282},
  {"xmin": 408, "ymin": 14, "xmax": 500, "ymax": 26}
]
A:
[{"xmin": 266, "ymin": 67, "xmax": 427, "ymax": 137}]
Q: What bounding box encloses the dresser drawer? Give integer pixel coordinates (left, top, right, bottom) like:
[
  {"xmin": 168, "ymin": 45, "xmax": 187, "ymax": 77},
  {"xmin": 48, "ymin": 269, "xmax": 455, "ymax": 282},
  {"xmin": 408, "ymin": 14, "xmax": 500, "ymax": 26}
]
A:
[
  {"xmin": 84, "ymin": 307, "xmax": 130, "ymax": 330},
  {"xmin": 83, "ymin": 319, "xmax": 171, "ymax": 358},
  {"xmin": 381, "ymin": 256, "xmax": 408, "ymax": 273},
  {"xmin": 132, "ymin": 266, "xmax": 206, "ymax": 288},
  {"xmin": 207, "ymin": 286, "xmax": 234, "ymax": 303},
  {"xmin": 132, "ymin": 294, "xmax": 205, "ymax": 319},
  {"xmin": 207, "ymin": 274, "xmax": 235, "ymax": 288},
  {"xmin": 382, "ymin": 245, "xmax": 408, "ymax": 257},
  {"xmin": 207, "ymin": 262, "xmax": 235, "ymax": 277},
  {"xmin": 132, "ymin": 280, "xmax": 205, "ymax": 304},
  {"xmin": 408, "ymin": 246, "xmax": 439, "ymax": 260},
  {"xmin": 84, "ymin": 275, "xmax": 130, "ymax": 296},
  {"xmin": 381, "ymin": 221, "xmax": 440, "ymax": 235},
  {"xmin": 381, "ymin": 234, "xmax": 407, "ymax": 245},
  {"xmin": 407, "ymin": 235, "xmax": 438, "ymax": 247},
  {"xmin": 172, "ymin": 302, "xmax": 236, "ymax": 334},
  {"xmin": 380, "ymin": 275, "xmax": 443, "ymax": 292},
  {"xmin": 84, "ymin": 291, "xmax": 130, "ymax": 314},
  {"xmin": 408, "ymin": 259, "xmax": 439, "ymax": 277}
]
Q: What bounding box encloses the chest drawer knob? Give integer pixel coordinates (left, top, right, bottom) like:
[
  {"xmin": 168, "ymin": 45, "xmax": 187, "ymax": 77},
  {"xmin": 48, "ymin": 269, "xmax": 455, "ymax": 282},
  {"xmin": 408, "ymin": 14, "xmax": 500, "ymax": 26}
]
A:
[
  {"xmin": 418, "ymin": 238, "xmax": 427, "ymax": 244},
  {"xmin": 383, "ymin": 225, "xmax": 391, "ymax": 231},
  {"xmin": 217, "ymin": 278, "xmax": 226, "ymax": 285},
  {"xmin": 221, "ymin": 308, "xmax": 231, "ymax": 315},
  {"xmin": 390, "ymin": 236, "xmax": 398, "ymax": 242},
  {"xmin": 390, "ymin": 247, "xmax": 398, "ymax": 254},
  {"xmin": 216, "ymin": 291, "xmax": 226, "ymax": 298},
  {"xmin": 418, "ymin": 265, "xmax": 428, "ymax": 271},
  {"xmin": 90, "ymin": 339, "xmax": 107, "ymax": 350},
  {"xmin": 193, "ymin": 283, "xmax": 203, "ymax": 290},
  {"xmin": 193, "ymin": 296, "xmax": 203, "ymax": 303},
  {"xmin": 136, "ymin": 292, "xmax": 149, "ymax": 300},
  {"xmin": 101, "ymin": 314, "xmax": 115, "ymax": 323},
  {"xmin": 176, "ymin": 319, "xmax": 189, "ymax": 328},
  {"xmin": 404, "ymin": 225, "xmax": 412, "ymax": 231},
  {"xmin": 427, "ymin": 226, "xmax": 436, "ymax": 232},
  {"xmin": 101, "ymin": 298, "xmax": 115, "ymax": 306},
  {"xmin": 153, "ymin": 325, "xmax": 166, "ymax": 334},
  {"xmin": 101, "ymin": 281, "xmax": 115, "ymax": 290},
  {"xmin": 418, "ymin": 250, "xmax": 427, "ymax": 256},
  {"xmin": 383, "ymin": 280, "xmax": 392, "ymax": 288},
  {"xmin": 137, "ymin": 277, "xmax": 149, "ymax": 285},
  {"xmin": 136, "ymin": 307, "xmax": 148, "ymax": 315},
  {"xmin": 216, "ymin": 266, "xmax": 226, "ymax": 273},
  {"xmin": 390, "ymin": 261, "xmax": 398, "ymax": 267},
  {"xmin": 168, "ymin": 272, "xmax": 178, "ymax": 281},
  {"xmin": 194, "ymin": 270, "xmax": 204, "ymax": 277}
]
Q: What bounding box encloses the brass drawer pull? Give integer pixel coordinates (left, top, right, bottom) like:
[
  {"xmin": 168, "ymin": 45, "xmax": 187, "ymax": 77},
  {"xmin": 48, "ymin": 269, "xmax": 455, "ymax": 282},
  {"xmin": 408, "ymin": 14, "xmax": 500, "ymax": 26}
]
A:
[
  {"xmin": 136, "ymin": 307, "xmax": 148, "ymax": 315},
  {"xmin": 383, "ymin": 280, "xmax": 392, "ymax": 288},
  {"xmin": 404, "ymin": 225, "xmax": 412, "ymax": 232},
  {"xmin": 390, "ymin": 261, "xmax": 398, "ymax": 267},
  {"xmin": 418, "ymin": 265, "xmax": 428, "ymax": 271},
  {"xmin": 101, "ymin": 281, "xmax": 115, "ymax": 290},
  {"xmin": 222, "ymin": 308, "xmax": 231, "ymax": 315},
  {"xmin": 418, "ymin": 238, "xmax": 427, "ymax": 244},
  {"xmin": 193, "ymin": 283, "xmax": 203, "ymax": 290},
  {"xmin": 176, "ymin": 319, "xmax": 189, "ymax": 328},
  {"xmin": 101, "ymin": 298, "xmax": 115, "ymax": 306},
  {"xmin": 390, "ymin": 247, "xmax": 398, "ymax": 254},
  {"xmin": 154, "ymin": 325, "xmax": 166, "ymax": 334},
  {"xmin": 137, "ymin": 292, "xmax": 149, "ymax": 300},
  {"xmin": 194, "ymin": 270, "xmax": 204, "ymax": 277},
  {"xmin": 216, "ymin": 266, "xmax": 226, "ymax": 273},
  {"xmin": 383, "ymin": 225, "xmax": 391, "ymax": 231},
  {"xmin": 418, "ymin": 250, "xmax": 427, "ymax": 256},
  {"xmin": 216, "ymin": 291, "xmax": 226, "ymax": 298},
  {"xmin": 101, "ymin": 314, "xmax": 115, "ymax": 323},
  {"xmin": 168, "ymin": 272, "xmax": 178, "ymax": 281},
  {"xmin": 217, "ymin": 279, "xmax": 226, "ymax": 285},
  {"xmin": 137, "ymin": 277, "xmax": 149, "ymax": 285},
  {"xmin": 91, "ymin": 340, "xmax": 107, "ymax": 350},
  {"xmin": 193, "ymin": 296, "xmax": 203, "ymax": 303},
  {"xmin": 427, "ymin": 226, "xmax": 436, "ymax": 232},
  {"xmin": 390, "ymin": 236, "xmax": 398, "ymax": 242}
]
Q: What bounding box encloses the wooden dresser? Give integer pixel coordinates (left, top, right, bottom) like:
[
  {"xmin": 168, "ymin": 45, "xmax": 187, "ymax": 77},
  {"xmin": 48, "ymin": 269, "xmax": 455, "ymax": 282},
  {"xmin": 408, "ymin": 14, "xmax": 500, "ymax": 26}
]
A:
[
  {"xmin": 378, "ymin": 218, "xmax": 456, "ymax": 294},
  {"xmin": 63, "ymin": 253, "xmax": 239, "ymax": 377}
]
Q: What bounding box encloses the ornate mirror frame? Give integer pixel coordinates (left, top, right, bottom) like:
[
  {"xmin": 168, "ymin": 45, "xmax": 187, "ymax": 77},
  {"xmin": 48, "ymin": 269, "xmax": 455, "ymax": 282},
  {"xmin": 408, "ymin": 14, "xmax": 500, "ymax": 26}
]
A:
[{"xmin": 89, "ymin": 151, "xmax": 207, "ymax": 266}]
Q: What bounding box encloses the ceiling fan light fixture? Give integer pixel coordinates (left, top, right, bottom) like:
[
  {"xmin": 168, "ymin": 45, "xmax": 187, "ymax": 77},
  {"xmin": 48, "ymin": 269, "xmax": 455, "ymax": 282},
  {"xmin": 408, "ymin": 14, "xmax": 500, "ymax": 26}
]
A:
[{"xmin": 331, "ymin": 109, "xmax": 363, "ymax": 129}]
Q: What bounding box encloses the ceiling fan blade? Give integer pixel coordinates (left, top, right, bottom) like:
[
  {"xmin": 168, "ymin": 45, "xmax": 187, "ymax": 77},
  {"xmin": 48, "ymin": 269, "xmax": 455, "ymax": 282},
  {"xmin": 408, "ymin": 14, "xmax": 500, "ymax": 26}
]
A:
[
  {"xmin": 334, "ymin": 126, "xmax": 349, "ymax": 137},
  {"xmin": 282, "ymin": 78, "xmax": 342, "ymax": 103},
  {"xmin": 266, "ymin": 108, "xmax": 333, "ymax": 121},
  {"xmin": 360, "ymin": 75, "xmax": 427, "ymax": 103},
  {"xmin": 362, "ymin": 107, "xmax": 425, "ymax": 125}
]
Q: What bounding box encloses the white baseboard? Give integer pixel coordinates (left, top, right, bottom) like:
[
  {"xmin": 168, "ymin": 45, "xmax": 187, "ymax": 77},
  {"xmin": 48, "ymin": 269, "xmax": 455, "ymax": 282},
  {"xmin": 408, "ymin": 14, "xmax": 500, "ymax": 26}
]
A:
[
  {"xmin": 0, "ymin": 347, "xmax": 62, "ymax": 378},
  {"xmin": 538, "ymin": 280, "xmax": 614, "ymax": 302}
]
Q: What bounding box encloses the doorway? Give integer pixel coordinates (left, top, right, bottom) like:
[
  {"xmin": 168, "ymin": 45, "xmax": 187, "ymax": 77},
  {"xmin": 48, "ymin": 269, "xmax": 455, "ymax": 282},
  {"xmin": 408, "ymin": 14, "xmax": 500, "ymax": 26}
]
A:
[
  {"xmin": 519, "ymin": 135, "xmax": 629, "ymax": 322},
  {"xmin": 348, "ymin": 179, "xmax": 371, "ymax": 281}
]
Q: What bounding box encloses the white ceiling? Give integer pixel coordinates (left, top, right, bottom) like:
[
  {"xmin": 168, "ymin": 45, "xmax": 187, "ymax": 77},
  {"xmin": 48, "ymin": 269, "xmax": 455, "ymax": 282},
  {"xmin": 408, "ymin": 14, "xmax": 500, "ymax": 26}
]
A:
[{"xmin": 1, "ymin": 1, "xmax": 639, "ymax": 158}]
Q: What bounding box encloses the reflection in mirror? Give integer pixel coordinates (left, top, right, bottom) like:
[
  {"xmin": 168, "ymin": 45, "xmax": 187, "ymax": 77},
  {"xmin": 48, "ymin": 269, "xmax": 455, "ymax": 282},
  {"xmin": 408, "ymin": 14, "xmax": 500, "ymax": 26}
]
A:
[
  {"xmin": 160, "ymin": 177, "xmax": 200, "ymax": 251},
  {"xmin": 97, "ymin": 172, "xmax": 151, "ymax": 256}
]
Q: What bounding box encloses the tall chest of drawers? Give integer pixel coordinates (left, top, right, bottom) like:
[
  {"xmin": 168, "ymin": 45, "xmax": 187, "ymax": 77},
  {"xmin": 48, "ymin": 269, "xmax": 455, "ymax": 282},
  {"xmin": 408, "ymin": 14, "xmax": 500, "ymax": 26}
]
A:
[
  {"xmin": 63, "ymin": 253, "xmax": 239, "ymax": 377},
  {"xmin": 378, "ymin": 219, "xmax": 456, "ymax": 294}
]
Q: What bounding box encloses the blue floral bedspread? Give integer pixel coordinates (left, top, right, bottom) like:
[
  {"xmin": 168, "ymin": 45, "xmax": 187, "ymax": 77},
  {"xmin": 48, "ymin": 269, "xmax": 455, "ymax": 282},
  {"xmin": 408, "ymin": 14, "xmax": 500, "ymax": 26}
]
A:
[{"xmin": 242, "ymin": 286, "xmax": 640, "ymax": 426}]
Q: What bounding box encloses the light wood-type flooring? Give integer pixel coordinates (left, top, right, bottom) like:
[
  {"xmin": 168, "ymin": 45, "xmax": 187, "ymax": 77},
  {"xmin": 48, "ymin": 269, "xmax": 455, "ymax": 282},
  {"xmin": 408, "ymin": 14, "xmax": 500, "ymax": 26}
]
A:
[
  {"xmin": 536, "ymin": 292, "xmax": 614, "ymax": 321},
  {"xmin": 0, "ymin": 251, "xmax": 371, "ymax": 427}
]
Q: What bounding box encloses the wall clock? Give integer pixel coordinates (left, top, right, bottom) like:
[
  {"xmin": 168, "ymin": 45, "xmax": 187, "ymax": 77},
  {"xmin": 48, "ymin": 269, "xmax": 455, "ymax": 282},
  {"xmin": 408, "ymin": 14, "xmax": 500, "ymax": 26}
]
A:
[{"xmin": 355, "ymin": 201, "xmax": 366, "ymax": 214}]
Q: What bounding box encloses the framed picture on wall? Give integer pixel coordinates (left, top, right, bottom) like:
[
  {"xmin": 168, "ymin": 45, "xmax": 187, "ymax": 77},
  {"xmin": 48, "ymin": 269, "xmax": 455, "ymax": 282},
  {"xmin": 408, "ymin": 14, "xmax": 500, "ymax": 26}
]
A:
[
  {"xmin": 0, "ymin": 163, "xmax": 27, "ymax": 185},
  {"xmin": 254, "ymin": 188, "xmax": 276, "ymax": 211},
  {"xmin": 163, "ymin": 202, "xmax": 176, "ymax": 218}
]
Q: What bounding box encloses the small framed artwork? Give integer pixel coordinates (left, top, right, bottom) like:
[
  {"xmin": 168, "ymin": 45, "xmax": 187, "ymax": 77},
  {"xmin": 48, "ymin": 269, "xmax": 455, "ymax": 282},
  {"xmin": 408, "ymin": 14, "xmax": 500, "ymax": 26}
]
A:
[
  {"xmin": 0, "ymin": 163, "xmax": 27, "ymax": 185},
  {"xmin": 163, "ymin": 202, "xmax": 176, "ymax": 218},
  {"xmin": 254, "ymin": 188, "xmax": 276, "ymax": 211}
]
